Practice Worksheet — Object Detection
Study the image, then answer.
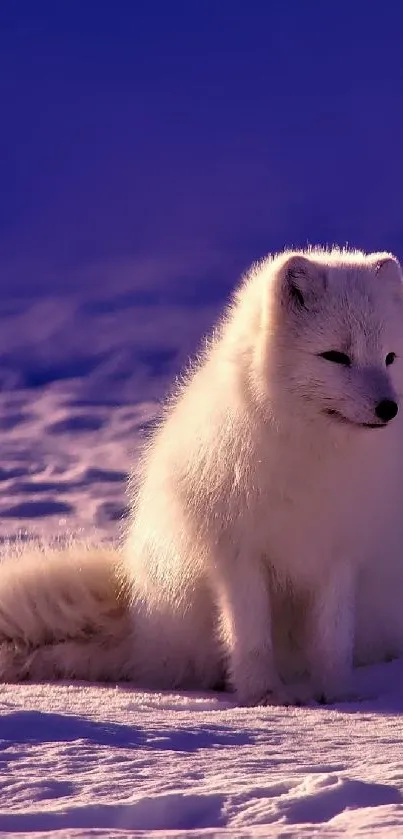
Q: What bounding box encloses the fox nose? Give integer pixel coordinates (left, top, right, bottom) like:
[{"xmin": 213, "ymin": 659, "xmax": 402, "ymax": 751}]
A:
[{"xmin": 375, "ymin": 399, "xmax": 399, "ymax": 423}]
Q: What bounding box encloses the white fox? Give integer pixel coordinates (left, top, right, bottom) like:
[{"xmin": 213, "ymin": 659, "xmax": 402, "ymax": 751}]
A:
[{"xmin": 2, "ymin": 247, "xmax": 403, "ymax": 706}]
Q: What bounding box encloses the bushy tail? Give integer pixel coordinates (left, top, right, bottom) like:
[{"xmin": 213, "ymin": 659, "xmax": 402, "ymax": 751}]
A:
[{"xmin": 0, "ymin": 541, "xmax": 134, "ymax": 682}]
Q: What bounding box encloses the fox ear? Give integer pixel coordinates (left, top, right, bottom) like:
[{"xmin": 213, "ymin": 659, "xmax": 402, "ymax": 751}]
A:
[
  {"xmin": 279, "ymin": 253, "xmax": 327, "ymax": 312},
  {"xmin": 373, "ymin": 254, "xmax": 402, "ymax": 284}
]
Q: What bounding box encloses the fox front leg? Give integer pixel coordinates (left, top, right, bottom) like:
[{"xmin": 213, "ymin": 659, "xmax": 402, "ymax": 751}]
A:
[
  {"xmin": 305, "ymin": 564, "xmax": 355, "ymax": 704},
  {"xmin": 215, "ymin": 554, "xmax": 308, "ymax": 706}
]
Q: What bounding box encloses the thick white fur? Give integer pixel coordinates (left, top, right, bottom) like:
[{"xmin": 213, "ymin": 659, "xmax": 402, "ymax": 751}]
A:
[
  {"xmin": 0, "ymin": 542, "xmax": 134, "ymax": 682},
  {"xmin": 2, "ymin": 247, "xmax": 403, "ymax": 705}
]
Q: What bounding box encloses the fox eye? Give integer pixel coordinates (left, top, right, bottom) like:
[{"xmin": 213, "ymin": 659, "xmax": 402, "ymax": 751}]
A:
[
  {"xmin": 386, "ymin": 352, "xmax": 396, "ymax": 366},
  {"xmin": 319, "ymin": 351, "xmax": 351, "ymax": 366}
]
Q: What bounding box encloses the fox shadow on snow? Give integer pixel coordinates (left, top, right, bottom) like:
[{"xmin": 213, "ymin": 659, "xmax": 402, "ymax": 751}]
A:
[{"xmin": 0, "ymin": 709, "xmax": 252, "ymax": 752}]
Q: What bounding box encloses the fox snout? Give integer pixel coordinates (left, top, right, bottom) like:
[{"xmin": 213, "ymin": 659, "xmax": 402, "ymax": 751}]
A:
[
  {"xmin": 375, "ymin": 399, "xmax": 398, "ymax": 423},
  {"xmin": 322, "ymin": 369, "xmax": 400, "ymax": 430},
  {"xmin": 362, "ymin": 368, "xmax": 399, "ymax": 426}
]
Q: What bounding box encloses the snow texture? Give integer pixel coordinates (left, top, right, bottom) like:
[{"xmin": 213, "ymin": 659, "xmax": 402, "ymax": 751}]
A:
[
  {"xmin": 1, "ymin": 282, "xmax": 403, "ymax": 836},
  {"xmin": 2, "ymin": 663, "xmax": 403, "ymax": 837}
]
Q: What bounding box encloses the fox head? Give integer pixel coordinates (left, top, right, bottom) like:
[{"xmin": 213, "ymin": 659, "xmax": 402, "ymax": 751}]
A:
[{"xmin": 255, "ymin": 248, "xmax": 403, "ymax": 431}]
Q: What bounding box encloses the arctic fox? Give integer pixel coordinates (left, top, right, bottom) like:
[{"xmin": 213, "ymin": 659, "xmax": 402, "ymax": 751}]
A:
[{"xmin": 1, "ymin": 247, "xmax": 403, "ymax": 706}]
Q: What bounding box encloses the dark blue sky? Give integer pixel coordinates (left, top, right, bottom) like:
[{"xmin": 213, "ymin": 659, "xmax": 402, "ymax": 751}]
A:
[{"xmin": 2, "ymin": 1, "xmax": 403, "ymax": 297}]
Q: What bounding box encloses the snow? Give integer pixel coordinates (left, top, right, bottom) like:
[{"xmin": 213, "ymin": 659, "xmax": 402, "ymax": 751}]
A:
[
  {"xmin": 0, "ymin": 282, "xmax": 217, "ymax": 544},
  {"xmin": 1, "ymin": 281, "xmax": 403, "ymax": 836},
  {"xmin": 2, "ymin": 662, "xmax": 403, "ymax": 836}
]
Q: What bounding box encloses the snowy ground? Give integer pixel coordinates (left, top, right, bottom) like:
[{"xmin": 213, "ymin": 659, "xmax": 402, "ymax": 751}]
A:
[
  {"xmin": 2, "ymin": 662, "xmax": 403, "ymax": 837},
  {"xmin": 1, "ymin": 280, "xmax": 403, "ymax": 836}
]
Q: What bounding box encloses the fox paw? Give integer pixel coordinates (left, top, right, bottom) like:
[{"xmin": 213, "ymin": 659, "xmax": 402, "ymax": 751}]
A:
[
  {"xmin": 238, "ymin": 681, "xmax": 313, "ymax": 708},
  {"xmin": 315, "ymin": 686, "xmax": 359, "ymax": 705},
  {"xmin": 313, "ymin": 674, "xmax": 355, "ymax": 705}
]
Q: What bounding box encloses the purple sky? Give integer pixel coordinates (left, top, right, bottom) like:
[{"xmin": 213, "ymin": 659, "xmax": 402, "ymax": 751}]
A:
[{"xmin": 2, "ymin": 2, "xmax": 403, "ymax": 299}]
